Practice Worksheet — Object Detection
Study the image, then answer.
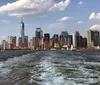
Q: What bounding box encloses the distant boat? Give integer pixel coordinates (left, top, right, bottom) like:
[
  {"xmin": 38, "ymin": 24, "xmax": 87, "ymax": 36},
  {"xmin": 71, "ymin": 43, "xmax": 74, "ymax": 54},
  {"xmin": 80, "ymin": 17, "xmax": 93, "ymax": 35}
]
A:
[
  {"xmin": 71, "ymin": 48, "xmax": 76, "ymax": 51},
  {"xmin": 50, "ymin": 48, "xmax": 56, "ymax": 50},
  {"xmin": 70, "ymin": 45, "xmax": 77, "ymax": 51}
]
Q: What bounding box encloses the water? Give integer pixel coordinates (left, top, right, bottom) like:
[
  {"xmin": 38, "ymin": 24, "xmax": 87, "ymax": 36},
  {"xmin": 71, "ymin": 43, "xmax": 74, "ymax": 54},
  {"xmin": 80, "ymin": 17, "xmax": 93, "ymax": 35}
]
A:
[{"xmin": 0, "ymin": 50, "xmax": 100, "ymax": 85}]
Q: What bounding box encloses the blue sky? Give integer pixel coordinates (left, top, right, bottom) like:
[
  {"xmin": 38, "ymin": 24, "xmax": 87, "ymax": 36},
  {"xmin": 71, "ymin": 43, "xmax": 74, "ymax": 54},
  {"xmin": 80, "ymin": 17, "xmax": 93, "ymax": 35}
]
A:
[{"xmin": 0, "ymin": 0, "xmax": 100, "ymax": 43}]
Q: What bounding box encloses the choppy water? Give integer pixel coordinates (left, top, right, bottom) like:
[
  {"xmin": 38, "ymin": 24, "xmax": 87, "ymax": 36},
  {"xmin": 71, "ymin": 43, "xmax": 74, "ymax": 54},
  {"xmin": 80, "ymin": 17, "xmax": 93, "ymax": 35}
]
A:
[{"xmin": 0, "ymin": 50, "xmax": 100, "ymax": 85}]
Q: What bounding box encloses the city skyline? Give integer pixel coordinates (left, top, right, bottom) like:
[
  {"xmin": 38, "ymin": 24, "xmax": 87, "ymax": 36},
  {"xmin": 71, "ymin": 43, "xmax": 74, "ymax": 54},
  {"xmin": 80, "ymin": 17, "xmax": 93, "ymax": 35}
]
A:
[
  {"xmin": 2, "ymin": 27, "xmax": 88, "ymax": 50},
  {"xmin": 0, "ymin": 0, "xmax": 100, "ymax": 44}
]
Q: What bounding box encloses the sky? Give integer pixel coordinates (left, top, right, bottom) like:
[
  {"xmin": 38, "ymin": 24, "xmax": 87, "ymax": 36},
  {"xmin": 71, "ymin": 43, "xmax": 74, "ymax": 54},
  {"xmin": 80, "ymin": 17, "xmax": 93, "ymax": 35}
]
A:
[{"xmin": 0, "ymin": 0, "xmax": 100, "ymax": 43}]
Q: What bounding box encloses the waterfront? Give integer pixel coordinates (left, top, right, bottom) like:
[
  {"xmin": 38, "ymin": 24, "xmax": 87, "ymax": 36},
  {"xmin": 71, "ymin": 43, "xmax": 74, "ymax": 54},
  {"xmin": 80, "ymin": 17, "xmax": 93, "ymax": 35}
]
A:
[{"xmin": 0, "ymin": 50, "xmax": 100, "ymax": 85}]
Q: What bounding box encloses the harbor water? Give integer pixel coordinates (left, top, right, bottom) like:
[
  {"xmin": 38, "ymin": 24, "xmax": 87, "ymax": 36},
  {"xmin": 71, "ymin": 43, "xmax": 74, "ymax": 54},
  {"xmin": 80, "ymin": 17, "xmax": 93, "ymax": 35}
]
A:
[{"xmin": 0, "ymin": 50, "xmax": 100, "ymax": 85}]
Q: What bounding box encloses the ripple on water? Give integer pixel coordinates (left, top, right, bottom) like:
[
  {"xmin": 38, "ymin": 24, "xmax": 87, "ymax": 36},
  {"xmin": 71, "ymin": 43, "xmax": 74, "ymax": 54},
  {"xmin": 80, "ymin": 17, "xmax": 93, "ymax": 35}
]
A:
[
  {"xmin": 38, "ymin": 52, "xmax": 100, "ymax": 85},
  {"xmin": 0, "ymin": 62, "xmax": 11, "ymax": 77},
  {"xmin": 0, "ymin": 51, "xmax": 100, "ymax": 85}
]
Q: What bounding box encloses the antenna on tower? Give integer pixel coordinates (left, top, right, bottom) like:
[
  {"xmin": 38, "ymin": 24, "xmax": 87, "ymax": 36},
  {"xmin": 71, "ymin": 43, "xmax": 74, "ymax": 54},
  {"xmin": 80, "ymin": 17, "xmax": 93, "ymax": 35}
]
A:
[{"xmin": 21, "ymin": 18, "xmax": 23, "ymax": 22}]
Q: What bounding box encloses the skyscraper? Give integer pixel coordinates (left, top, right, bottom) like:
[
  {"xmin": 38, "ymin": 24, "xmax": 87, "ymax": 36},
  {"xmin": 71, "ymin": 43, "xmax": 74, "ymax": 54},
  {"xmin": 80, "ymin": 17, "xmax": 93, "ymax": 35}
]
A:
[
  {"xmin": 61, "ymin": 31, "xmax": 68, "ymax": 37},
  {"xmin": 44, "ymin": 33, "xmax": 50, "ymax": 42},
  {"xmin": 2, "ymin": 40, "xmax": 7, "ymax": 50},
  {"xmin": 72, "ymin": 31, "xmax": 83, "ymax": 48},
  {"xmin": 73, "ymin": 33, "xmax": 77, "ymax": 47},
  {"xmin": 35, "ymin": 28, "xmax": 43, "ymax": 49},
  {"xmin": 18, "ymin": 37, "xmax": 22, "ymax": 48},
  {"xmin": 24, "ymin": 36, "xmax": 28, "ymax": 48},
  {"xmin": 60, "ymin": 31, "xmax": 69, "ymax": 46},
  {"xmin": 87, "ymin": 30, "xmax": 100, "ymax": 48},
  {"xmin": 35, "ymin": 28, "xmax": 43, "ymax": 39},
  {"xmin": 20, "ymin": 19, "xmax": 25, "ymax": 47},
  {"xmin": 8, "ymin": 36, "xmax": 16, "ymax": 49},
  {"xmin": 44, "ymin": 33, "xmax": 50, "ymax": 49}
]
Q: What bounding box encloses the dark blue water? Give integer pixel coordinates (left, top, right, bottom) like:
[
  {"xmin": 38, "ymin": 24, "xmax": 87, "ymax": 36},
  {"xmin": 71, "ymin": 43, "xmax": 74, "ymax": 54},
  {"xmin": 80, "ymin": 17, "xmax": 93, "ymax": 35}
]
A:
[{"xmin": 0, "ymin": 50, "xmax": 100, "ymax": 85}]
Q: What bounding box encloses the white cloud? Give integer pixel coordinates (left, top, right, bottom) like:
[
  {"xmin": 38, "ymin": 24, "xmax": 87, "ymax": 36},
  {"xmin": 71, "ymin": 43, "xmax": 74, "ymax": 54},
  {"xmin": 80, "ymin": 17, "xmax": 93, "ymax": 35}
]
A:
[
  {"xmin": 77, "ymin": 21, "xmax": 83, "ymax": 24},
  {"xmin": 90, "ymin": 24, "xmax": 100, "ymax": 30},
  {"xmin": 49, "ymin": 0, "xmax": 70, "ymax": 12},
  {"xmin": 78, "ymin": 1, "xmax": 84, "ymax": 7},
  {"xmin": 0, "ymin": 0, "xmax": 70, "ymax": 17},
  {"xmin": 89, "ymin": 12, "xmax": 100, "ymax": 20},
  {"xmin": 59, "ymin": 16, "xmax": 72, "ymax": 22}
]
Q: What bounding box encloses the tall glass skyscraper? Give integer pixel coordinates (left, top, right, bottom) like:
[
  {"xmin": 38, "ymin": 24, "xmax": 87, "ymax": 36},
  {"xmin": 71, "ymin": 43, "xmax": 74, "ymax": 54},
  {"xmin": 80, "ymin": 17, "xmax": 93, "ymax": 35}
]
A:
[
  {"xmin": 35, "ymin": 28, "xmax": 43, "ymax": 39},
  {"xmin": 20, "ymin": 20, "xmax": 25, "ymax": 46}
]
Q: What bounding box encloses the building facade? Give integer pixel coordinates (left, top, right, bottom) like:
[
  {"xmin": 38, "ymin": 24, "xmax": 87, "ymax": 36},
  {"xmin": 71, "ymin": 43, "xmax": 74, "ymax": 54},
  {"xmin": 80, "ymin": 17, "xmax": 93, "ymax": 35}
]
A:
[
  {"xmin": 20, "ymin": 20, "xmax": 25, "ymax": 47},
  {"xmin": 87, "ymin": 30, "xmax": 100, "ymax": 48}
]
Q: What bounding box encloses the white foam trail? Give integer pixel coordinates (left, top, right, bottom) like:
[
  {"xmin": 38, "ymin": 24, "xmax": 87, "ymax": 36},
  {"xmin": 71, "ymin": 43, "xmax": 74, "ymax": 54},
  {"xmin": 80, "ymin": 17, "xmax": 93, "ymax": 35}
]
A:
[
  {"xmin": 0, "ymin": 62, "xmax": 3, "ymax": 68},
  {"xmin": 0, "ymin": 62, "xmax": 11, "ymax": 76},
  {"xmin": 39, "ymin": 58, "xmax": 77, "ymax": 85},
  {"xmin": 38, "ymin": 54, "xmax": 100, "ymax": 85}
]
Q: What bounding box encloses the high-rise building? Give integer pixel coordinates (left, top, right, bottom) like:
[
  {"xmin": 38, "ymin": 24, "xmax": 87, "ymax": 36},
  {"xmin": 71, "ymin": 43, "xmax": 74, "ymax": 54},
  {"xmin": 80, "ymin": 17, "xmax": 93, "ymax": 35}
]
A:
[
  {"xmin": 87, "ymin": 30, "xmax": 100, "ymax": 48},
  {"xmin": 94, "ymin": 31, "xmax": 100, "ymax": 46},
  {"xmin": 18, "ymin": 37, "xmax": 22, "ymax": 48},
  {"xmin": 24, "ymin": 36, "xmax": 28, "ymax": 48},
  {"xmin": 2, "ymin": 40, "xmax": 7, "ymax": 50},
  {"xmin": 33, "ymin": 37, "xmax": 38, "ymax": 50},
  {"xmin": 61, "ymin": 31, "xmax": 68, "ymax": 37},
  {"xmin": 73, "ymin": 33, "xmax": 77, "ymax": 47},
  {"xmin": 53, "ymin": 34, "xmax": 59, "ymax": 43},
  {"xmin": 35, "ymin": 28, "xmax": 43, "ymax": 49},
  {"xmin": 8, "ymin": 36, "xmax": 13, "ymax": 44},
  {"xmin": 67, "ymin": 35, "xmax": 73, "ymax": 47},
  {"xmin": 20, "ymin": 20, "xmax": 25, "ymax": 47},
  {"xmin": 39, "ymin": 38, "xmax": 44, "ymax": 49},
  {"xmin": 29, "ymin": 38, "xmax": 34, "ymax": 49},
  {"xmin": 44, "ymin": 33, "xmax": 50, "ymax": 42},
  {"xmin": 60, "ymin": 31, "xmax": 69, "ymax": 46},
  {"xmin": 35, "ymin": 28, "xmax": 43, "ymax": 39},
  {"xmin": 44, "ymin": 33, "xmax": 50, "ymax": 49},
  {"xmin": 87, "ymin": 30, "xmax": 94, "ymax": 47},
  {"xmin": 8, "ymin": 36, "xmax": 16, "ymax": 49},
  {"xmin": 72, "ymin": 31, "xmax": 83, "ymax": 48},
  {"xmin": 52, "ymin": 34, "xmax": 59, "ymax": 47},
  {"xmin": 82, "ymin": 37, "xmax": 87, "ymax": 48},
  {"xmin": 12, "ymin": 36, "xmax": 16, "ymax": 48}
]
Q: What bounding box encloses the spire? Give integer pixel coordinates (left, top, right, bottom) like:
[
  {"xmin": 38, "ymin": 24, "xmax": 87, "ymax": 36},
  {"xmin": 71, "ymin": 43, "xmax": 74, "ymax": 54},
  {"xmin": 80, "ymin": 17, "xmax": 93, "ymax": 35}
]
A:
[{"xmin": 21, "ymin": 18, "xmax": 23, "ymax": 22}]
